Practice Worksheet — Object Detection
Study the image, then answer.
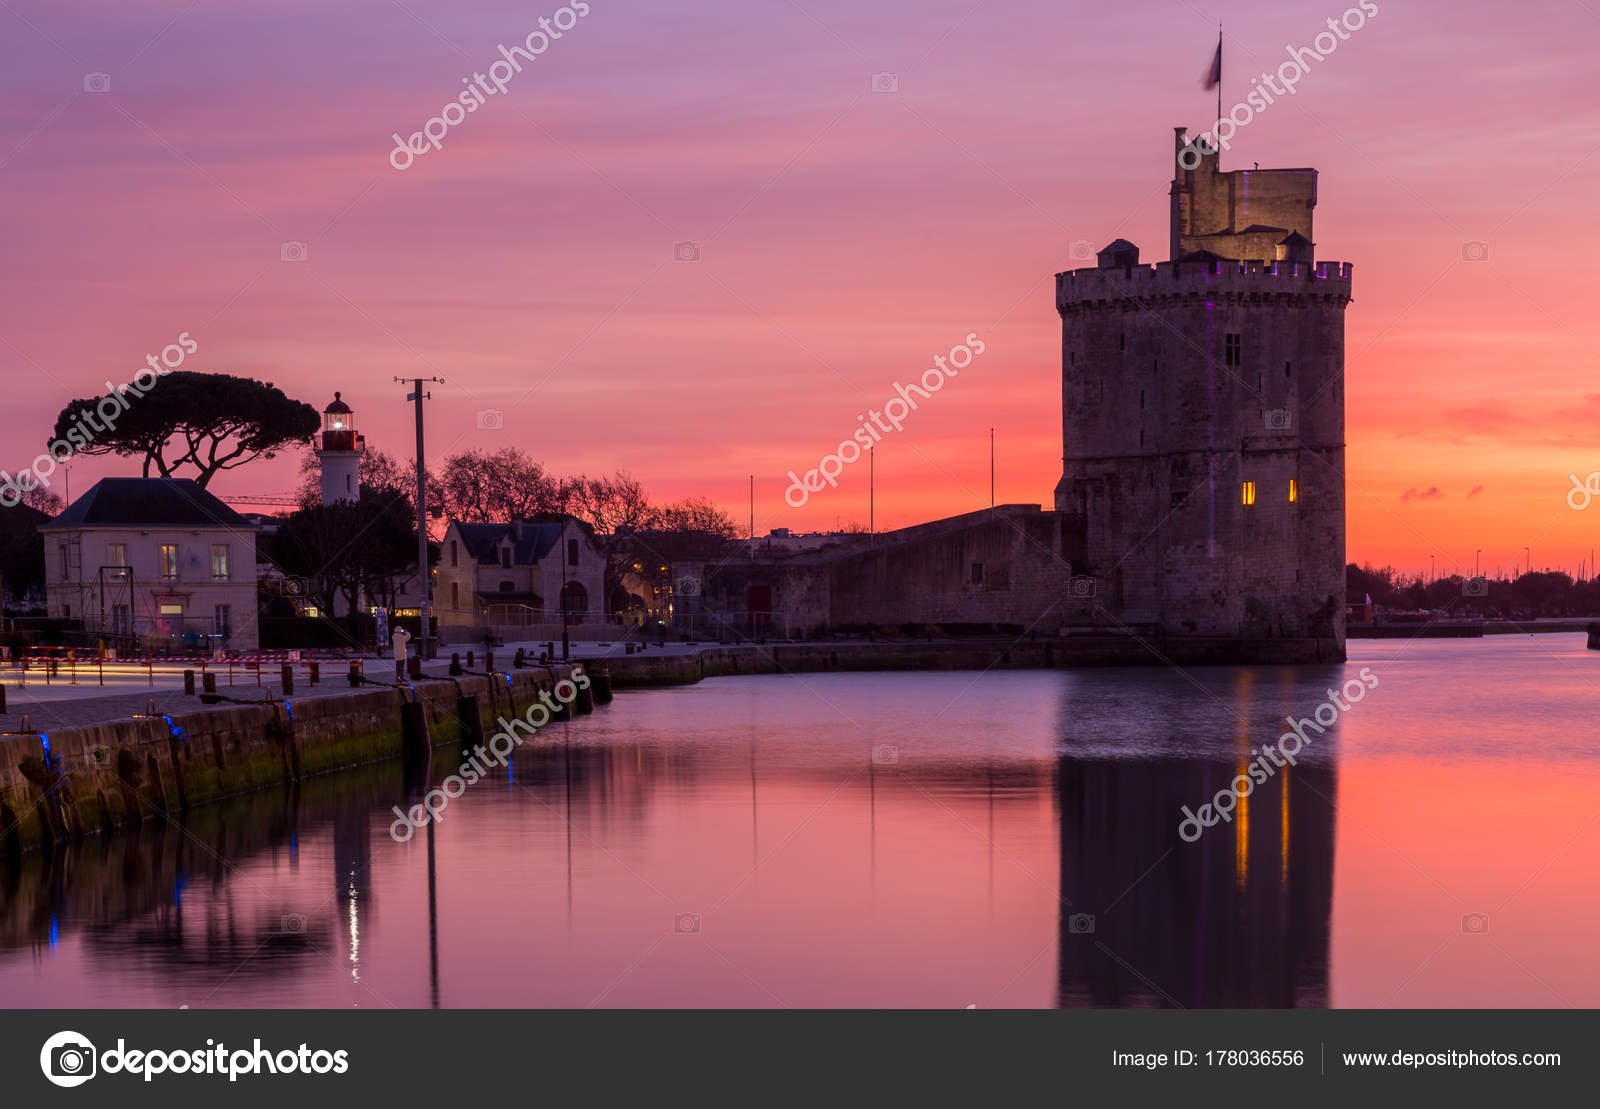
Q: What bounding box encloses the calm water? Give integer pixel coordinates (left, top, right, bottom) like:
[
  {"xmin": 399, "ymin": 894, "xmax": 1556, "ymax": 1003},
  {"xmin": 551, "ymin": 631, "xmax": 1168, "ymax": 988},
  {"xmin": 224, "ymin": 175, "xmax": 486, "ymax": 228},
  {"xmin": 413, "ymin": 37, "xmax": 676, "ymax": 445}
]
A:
[{"xmin": 3, "ymin": 637, "xmax": 1598, "ymax": 1008}]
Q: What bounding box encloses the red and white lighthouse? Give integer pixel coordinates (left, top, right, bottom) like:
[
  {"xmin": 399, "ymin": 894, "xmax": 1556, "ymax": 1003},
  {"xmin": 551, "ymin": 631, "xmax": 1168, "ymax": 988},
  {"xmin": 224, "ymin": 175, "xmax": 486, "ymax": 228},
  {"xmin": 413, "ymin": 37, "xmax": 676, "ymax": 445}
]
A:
[{"xmin": 314, "ymin": 392, "xmax": 365, "ymax": 504}]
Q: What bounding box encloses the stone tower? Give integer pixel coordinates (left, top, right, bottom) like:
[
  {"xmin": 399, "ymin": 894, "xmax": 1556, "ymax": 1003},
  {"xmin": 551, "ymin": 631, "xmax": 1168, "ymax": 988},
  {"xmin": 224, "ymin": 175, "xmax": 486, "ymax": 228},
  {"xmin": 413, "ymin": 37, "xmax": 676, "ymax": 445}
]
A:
[
  {"xmin": 315, "ymin": 392, "xmax": 364, "ymax": 505},
  {"xmin": 1052, "ymin": 129, "xmax": 1350, "ymax": 659}
]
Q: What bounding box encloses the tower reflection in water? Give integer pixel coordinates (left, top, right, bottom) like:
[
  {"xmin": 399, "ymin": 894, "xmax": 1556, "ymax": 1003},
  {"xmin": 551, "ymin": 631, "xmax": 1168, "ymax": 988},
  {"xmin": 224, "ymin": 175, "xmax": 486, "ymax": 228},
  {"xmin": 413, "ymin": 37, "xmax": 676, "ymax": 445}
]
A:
[{"xmin": 1055, "ymin": 751, "xmax": 1336, "ymax": 1008}]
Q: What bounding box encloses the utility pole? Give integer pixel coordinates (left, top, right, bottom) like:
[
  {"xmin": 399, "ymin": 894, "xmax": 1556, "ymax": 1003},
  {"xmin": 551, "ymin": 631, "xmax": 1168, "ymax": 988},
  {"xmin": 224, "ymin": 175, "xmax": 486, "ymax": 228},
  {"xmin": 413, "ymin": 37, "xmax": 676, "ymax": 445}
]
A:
[
  {"xmin": 990, "ymin": 427, "xmax": 995, "ymax": 508},
  {"xmin": 869, "ymin": 449, "xmax": 875, "ymax": 546},
  {"xmin": 397, "ymin": 376, "xmax": 443, "ymax": 659},
  {"xmin": 749, "ymin": 475, "xmax": 754, "ymax": 560}
]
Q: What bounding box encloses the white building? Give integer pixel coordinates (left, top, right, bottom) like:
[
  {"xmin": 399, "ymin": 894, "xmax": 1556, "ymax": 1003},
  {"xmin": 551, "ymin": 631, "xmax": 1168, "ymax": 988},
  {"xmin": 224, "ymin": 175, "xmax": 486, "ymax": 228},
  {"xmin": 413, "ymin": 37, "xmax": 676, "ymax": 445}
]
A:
[
  {"xmin": 41, "ymin": 478, "xmax": 260, "ymax": 651},
  {"xmin": 434, "ymin": 519, "xmax": 604, "ymax": 640}
]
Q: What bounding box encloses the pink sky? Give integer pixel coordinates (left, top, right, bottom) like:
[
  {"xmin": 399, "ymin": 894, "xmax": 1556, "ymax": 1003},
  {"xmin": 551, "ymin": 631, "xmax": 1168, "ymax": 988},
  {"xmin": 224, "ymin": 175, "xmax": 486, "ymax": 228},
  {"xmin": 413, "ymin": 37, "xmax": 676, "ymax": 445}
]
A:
[{"xmin": 3, "ymin": 0, "xmax": 1598, "ymax": 577}]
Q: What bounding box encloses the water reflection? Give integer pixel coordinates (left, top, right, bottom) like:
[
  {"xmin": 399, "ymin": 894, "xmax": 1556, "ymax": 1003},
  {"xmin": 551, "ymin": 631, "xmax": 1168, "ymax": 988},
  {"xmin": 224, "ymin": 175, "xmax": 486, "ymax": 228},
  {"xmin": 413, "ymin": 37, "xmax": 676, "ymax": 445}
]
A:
[
  {"xmin": 0, "ymin": 668, "xmax": 1348, "ymax": 1007},
  {"xmin": 1055, "ymin": 755, "xmax": 1335, "ymax": 1007}
]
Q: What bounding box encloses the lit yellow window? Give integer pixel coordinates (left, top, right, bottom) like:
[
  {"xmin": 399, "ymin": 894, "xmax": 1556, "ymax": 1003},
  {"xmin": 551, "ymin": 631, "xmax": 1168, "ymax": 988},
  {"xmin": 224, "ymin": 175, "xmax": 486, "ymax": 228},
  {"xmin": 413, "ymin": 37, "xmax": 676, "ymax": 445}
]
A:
[
  {"xmin": 1289, "ymin": 479, "xmax": 1298, "ymax": 503},
  {"xmin": 1241, "ymin": 481, "xmax": 1257, "ymax": 506}
]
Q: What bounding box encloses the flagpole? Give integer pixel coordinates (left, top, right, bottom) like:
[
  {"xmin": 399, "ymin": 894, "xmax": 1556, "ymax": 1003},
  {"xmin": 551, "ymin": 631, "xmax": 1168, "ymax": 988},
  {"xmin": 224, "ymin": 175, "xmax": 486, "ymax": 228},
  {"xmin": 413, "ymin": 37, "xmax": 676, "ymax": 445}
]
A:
[{"xmin": 1216, "ymin": 24, "xmax": 1223, "ymax": 134}]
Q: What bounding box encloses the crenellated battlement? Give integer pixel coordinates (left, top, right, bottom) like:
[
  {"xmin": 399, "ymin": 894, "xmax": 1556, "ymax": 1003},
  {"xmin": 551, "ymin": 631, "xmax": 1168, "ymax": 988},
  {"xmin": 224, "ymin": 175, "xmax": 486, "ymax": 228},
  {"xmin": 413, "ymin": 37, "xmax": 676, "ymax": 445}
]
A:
[{"xmin": 1057, "ymin": 258, "xmax": 1351, "ymax": 313}]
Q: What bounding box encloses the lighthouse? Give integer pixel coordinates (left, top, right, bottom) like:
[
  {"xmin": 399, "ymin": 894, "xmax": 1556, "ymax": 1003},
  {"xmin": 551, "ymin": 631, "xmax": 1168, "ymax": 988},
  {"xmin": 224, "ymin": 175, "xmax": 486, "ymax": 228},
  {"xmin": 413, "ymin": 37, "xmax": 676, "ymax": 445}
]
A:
[{"xmin": 315, "ymin": 392, "xmax": 364, "ymax": 505}]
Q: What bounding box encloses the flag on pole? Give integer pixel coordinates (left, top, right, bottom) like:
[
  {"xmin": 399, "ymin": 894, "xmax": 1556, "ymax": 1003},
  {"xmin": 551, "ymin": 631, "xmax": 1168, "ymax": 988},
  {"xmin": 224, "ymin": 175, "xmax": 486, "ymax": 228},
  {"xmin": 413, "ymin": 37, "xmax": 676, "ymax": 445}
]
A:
[{"xmin": 1201, "ymin": 40, "xmax": 1221, "ymax": 90}]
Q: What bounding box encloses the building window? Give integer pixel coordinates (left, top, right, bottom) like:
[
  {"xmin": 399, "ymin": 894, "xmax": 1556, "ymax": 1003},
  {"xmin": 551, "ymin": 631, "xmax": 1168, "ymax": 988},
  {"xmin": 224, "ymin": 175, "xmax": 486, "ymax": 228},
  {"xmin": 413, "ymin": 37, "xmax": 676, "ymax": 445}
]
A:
[
  {"xmin": 500, "ymin": 547, "xmax": 511, "ymax": 569},
  {"xmin": 1289, "ymin": 478, "xmax": 1299, "ymax": 503},
  {"xmin": 567, "ymin": 538, "xmax": 579, "ymax": 565},
  {"xmin": 212, "ymin": 543, "xmax": 231, "ymax": 581},
  {"xmin": 1241, "ymin": 481, "xmax": 1257, "ymax": 506},
  {"xmin": 1119, "ymin": 333, "xmax": 1125, "ymax": 351},
  {"xmin": 111, "ymin": 604, "xmax": 130, "ymax": 637},
  {"xmin": 451, "ymin": 582, "xmax": 460, "ymax": 607},
  {"xmin": 1224, "ymin": 333, "xmax": 1241, "ymax": 366},
  {"xmin": 59, "ymin": 544, "xmax": 69, "ymax": 578},
  {"xmin": 499, "ymin": 580, "xmax": 514, "ymax": 593},
  {"xmin": 970, "ymin": 562, "xmax": 984, "ymax": 586},
  {"xmin": 1285, "ymin": 360, "xmax": 1292, "ymax": 377},
  {"xmin": 108, "ymin": 542, "xmax": 128, "ymax": 569},
  {"xmin": 1139, "ymin": 390, "xmax": 1145, "ymax": 410},
  {"xmin": 159, "ymin": 603, "xmax": 183, "ymax": 616},
  {"xmin": 160, "ymin": 544, "xmax": 179, "ymax": 581},
  {"xmin": 450, "ymin": 540, "xmax": 458, "ymax": 567},
  {"xmin": 215, "ymin": 604, "xmax": 232, "ymax": 640},
  {"xmin": 346, "ymin": 473, "xmax": 353, "ymax": 494}
]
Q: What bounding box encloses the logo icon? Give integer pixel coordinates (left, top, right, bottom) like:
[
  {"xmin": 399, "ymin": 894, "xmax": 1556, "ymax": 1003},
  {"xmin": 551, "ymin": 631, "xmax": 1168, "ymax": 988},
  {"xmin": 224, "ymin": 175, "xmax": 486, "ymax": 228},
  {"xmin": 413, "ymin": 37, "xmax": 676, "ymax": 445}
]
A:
[
  {"xmin": 1068, "ymin": 239, "xmax": 1094, "ymax": 261},
  {"xmin": 674, "ymin": 912, "xmax": 701, "ymax": 934},
  {"xmin": 1264, "ymin": 408, "xmax": 1292, "ymax": 431},
  {"xmin": 40, "ymin": 1031, "xmax": 97, "ymax": 1088},
  {"xmin": 1067, "ymin": 913, "xmax": 1096, "ymax": 934},
  {"xmin": 280, "ymin": 241, "xmax": 308, "ymax": 263},
  {"xmin": 672, "ymin": 240, "xmax": 700, "ymax": 262},
  {"xmin": 1461, "ymin": 241, "xmax": 1489, "ymax": 262},
  {"xmin": 1461, "ymin": 912, "xmax": 1490, "ymax": 934},
  {"xmin": 870, "ymin": 72, "xmax": 898, "ymax": 93},
  {"xmin": 83, "ymin": 73, "xmax": 111, "ymax": 94},
  {"xmin": 1566, "ymin": 471, "xmax": 1600, "ymax": 511}
]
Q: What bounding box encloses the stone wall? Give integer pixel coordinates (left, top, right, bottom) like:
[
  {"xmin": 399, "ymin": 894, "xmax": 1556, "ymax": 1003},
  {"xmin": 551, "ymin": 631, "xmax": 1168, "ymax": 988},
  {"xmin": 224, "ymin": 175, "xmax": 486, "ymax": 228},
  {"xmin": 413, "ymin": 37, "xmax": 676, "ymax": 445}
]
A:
[
  {"xmin": 0, "ymin": 664, "xmax": 588, "ymax": 855},
  {"xmin": 701, "ymin": 506, "xmax": 1077, "ymax": 636}
]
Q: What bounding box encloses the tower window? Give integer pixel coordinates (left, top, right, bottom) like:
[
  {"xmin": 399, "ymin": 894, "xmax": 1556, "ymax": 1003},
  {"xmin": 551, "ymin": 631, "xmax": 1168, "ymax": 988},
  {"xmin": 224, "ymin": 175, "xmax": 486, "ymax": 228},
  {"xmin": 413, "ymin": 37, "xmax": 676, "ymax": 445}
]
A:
[
  {"xmin": 1139, "ymin": 390, "xmax": 1145, "ymax": 410},
  {"xmin": 1241, "ymin": 481, "xmax": 1257, "ymax": 506},
  {"xmin": 1285, "ymin": 360, "xmax": 1292, "ymax": 377},
  {"xmin": 1289, "ymin": 479, "xmax": 1299, "ymax": 503},
  {"xmin": 568, "ymin": 538, "xmax": 579, "ymax": 565},
  {"xmin": 450, "ymin": 540, "xmax": 458, "ymax": 567},
  {"xmin": 501, "ymin": 547, "xmax": 511, "ymax": 569},
  {"xmin": 346, "ymin": 473, "xmax": 352, "ymax": 493},
  {"xmin": 970, "ymin": 562, "xmax": 984, "ymax": 586},
  {"xmin": 1119, "ymin": 333, "xmax": 1126, "ymax": 351},
  {"xmin": 1224, "ymin": 334, "xmax": 1241, "ymax": 366}
]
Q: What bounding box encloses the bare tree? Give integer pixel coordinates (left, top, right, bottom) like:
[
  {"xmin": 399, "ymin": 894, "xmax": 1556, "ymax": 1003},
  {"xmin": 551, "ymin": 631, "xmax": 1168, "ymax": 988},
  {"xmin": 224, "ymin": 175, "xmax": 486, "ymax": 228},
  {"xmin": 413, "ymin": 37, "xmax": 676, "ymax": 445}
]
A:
[{"xmin": 437, "ymin": 447, "xmax": 557, "ymax": 522}]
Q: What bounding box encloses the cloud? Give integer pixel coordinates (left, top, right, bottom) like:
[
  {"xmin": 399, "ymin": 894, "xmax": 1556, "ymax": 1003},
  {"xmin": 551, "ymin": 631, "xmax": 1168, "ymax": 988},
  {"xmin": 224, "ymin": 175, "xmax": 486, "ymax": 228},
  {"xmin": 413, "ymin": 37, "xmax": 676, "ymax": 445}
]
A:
[
  {"xmin": 1467, "ymin": 484, "xmax": 1484, "ymax": 498},
  {"xmin": 1401, "ymin": 486, "xmax": 1444, "ymax": 502}
]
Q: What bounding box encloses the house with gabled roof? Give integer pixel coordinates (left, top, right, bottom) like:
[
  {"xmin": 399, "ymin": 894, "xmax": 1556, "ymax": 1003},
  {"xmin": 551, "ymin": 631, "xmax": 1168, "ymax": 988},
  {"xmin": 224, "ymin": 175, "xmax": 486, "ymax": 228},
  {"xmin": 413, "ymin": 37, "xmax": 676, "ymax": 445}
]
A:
[{"xmin": 434, "ymin": 516, "xmax": 604, "ymax": 634}]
